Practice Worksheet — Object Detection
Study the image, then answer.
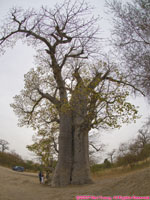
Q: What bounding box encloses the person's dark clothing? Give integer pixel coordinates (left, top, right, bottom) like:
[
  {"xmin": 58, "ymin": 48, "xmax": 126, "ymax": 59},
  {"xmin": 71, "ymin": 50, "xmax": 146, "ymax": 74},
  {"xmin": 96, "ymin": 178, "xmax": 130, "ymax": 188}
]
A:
[{"xmin": 39, "ymin": 171, "xmax": 42, "ymax": 183}]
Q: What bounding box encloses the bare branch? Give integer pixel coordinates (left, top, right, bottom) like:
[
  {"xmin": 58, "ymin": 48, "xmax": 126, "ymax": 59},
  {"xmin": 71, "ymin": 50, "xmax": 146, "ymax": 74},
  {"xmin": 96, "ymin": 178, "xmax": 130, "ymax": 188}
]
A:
[
  {"xmin": 89, "ymin": 143, "xmax": 103, "ymax": 152},
  {"xmin": 37, "ymin": 88, "xmax": 60, "ymax": 108},
  {"xmin": 105, "ymin": 76, "xmax": 145, "ymax": 96}
]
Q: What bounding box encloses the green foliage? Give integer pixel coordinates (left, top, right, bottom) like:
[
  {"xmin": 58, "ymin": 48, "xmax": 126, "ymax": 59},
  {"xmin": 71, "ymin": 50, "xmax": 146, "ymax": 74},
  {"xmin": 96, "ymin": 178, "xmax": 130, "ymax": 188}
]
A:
[
  {"xmin": 116, "ymin": 153, "xmax": 138, "ymax": 167},
  {"xmin": 23, "ymin": 160, "xmax": 41, "ymax": 171},
  {"xmin": 104, "ymin": 158, "xmax": 112, "ymax": 168},
  {"xmin": 138, "ymin": 144, "xmax": 150, "ymax": 161},
  {"xmin": 90, "ymin": 163, "xmax": 105, "ymax": 173},
  {"xmin": 0, "ymin": 151, "xmax": 24, "ymax": 168},
  {"xmin": 26, "ymin": 127, "xmax": 58, "ymax": 170},
  {"xmin": 90, "ymin": 159, "xmax": 112, "ymax": 173}
]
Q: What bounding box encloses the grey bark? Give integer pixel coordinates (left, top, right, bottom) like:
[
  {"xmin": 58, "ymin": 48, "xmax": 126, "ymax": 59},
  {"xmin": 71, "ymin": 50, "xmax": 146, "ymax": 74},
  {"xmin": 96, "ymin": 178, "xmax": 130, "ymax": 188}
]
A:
[
  {"xmin": 71, "ymin": 125, "xmax": 93, "ymax": 184},
  {"xmin": 51, "ymin": 81, "xmax": 93, "ymax": 186},
  {"xmin": 51, "ymin": 117, "xmax": 92, "ymax": 186},
  {"xmin": 51, "ymin": 112, "xmax": 73, "ymax": 186}
]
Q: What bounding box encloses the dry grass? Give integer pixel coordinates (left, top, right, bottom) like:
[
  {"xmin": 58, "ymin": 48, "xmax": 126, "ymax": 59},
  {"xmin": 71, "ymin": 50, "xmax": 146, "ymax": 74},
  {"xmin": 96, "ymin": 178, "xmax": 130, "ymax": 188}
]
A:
[{"xmin": 0, "ymin": 165, "xmax": 150, "ymax": 200}]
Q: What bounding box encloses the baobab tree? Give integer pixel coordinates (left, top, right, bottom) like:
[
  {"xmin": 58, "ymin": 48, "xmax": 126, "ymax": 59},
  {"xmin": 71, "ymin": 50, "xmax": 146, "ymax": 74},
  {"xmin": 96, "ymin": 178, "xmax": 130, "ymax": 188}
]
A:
[{"xmin": 0, "ymin": 0, "xmax": 140, "ymax": 186}]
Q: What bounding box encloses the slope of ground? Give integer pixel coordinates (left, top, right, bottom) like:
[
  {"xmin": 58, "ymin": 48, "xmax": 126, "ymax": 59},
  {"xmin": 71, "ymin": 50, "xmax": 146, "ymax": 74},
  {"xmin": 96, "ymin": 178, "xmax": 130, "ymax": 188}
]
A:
[{"xmin": 0, "ymin": 165, "xmax": 150, "ymax": 200}]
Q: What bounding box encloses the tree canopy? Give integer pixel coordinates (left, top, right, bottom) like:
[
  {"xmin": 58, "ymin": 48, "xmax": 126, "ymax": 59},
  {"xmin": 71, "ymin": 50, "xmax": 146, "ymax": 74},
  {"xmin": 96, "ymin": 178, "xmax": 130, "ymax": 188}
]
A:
[{"xmin": 0, "ymin": 0, "xmax": 142, "ymax": 186}]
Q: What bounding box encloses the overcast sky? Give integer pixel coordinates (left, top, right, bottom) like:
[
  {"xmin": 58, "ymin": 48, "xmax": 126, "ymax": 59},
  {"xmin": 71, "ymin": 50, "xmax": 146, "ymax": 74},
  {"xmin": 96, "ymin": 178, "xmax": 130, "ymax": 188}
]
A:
[{"xmin": 0, "ymin": 0, "xmax": 150, "ymax": 161}]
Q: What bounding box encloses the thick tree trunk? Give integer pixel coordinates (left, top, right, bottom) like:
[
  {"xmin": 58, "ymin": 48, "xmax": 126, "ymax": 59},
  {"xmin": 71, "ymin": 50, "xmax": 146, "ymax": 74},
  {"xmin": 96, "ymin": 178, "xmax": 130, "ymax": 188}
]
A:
[
  {"xmin": 69, "ymin": 84, "xmax": 92, "ymax": 184},
  {"xmin": 51, "ymin": 112, "xmax": 73, "ymax": 187},
  {"xmin": 51, "ymin": 94, "xmax": 93, "ymax": 186},
  {"xmin": 71, "ymin": 125, "xmax": 93, "ymax": 184}
]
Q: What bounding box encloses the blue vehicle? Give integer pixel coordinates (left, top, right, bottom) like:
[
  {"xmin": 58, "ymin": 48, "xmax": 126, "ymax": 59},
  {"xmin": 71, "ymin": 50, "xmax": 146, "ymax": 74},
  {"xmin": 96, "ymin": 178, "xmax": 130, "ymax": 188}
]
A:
[{"xmin": 12, "ymin": 166, "xmax": 24, "ymax": 172}]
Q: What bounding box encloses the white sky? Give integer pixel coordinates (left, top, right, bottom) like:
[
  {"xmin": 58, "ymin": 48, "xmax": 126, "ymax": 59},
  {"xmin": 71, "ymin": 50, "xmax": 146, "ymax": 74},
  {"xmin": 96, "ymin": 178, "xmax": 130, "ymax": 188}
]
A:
[{"xmin": 0, "ymin": 0, "xmax": 150, "ymax": 161}]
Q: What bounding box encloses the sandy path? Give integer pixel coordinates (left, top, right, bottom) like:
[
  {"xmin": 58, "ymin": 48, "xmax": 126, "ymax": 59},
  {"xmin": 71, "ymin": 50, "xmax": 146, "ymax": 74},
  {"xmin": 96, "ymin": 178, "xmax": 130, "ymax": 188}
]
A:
[{"xmin": 0, "ymin": 166, "xmax": 150, "ymax": 200}]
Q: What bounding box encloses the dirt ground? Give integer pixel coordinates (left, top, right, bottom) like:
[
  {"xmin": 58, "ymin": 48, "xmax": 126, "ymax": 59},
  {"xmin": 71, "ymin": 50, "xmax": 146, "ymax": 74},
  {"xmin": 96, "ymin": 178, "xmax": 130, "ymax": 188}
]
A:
[{"xmin": 0, "ymin": 166, "xmax": 150, "ymax": 200}]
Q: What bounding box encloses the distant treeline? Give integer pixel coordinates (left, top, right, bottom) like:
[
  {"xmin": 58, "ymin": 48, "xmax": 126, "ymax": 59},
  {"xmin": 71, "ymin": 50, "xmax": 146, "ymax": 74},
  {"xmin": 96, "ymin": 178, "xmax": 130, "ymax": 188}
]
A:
[
  {"xmin": 0, "ymin": 151, "xmax": 40, "ymax": 171},
  {"xmin": 91, "ymin": 128, "xmax": 150, "ymax": 173}
]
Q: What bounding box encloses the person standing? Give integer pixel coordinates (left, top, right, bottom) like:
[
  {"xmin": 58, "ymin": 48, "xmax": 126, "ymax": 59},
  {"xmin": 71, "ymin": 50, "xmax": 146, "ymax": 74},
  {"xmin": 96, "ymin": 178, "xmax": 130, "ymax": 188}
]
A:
[
  {"xmin": 38, "ymin": 171, "xmax": 42, "ymax": 184},
  {"xmin": 41, "ymin": 172, "xmax": 44, "ymax": 184}
]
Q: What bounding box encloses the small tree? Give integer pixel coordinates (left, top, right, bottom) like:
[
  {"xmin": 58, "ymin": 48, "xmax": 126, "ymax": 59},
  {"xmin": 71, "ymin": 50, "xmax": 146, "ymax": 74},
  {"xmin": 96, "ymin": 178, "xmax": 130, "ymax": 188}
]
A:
[
  {"xmin": 128, "ymin": 126, "xmax": 150, "ymax": 156},
  {"xmin": 27, "ymin": 127, "xmax": 58, "ymax": 171},
  {"xmin": 89, "ymin": 133, "xmax": 105, "ymax": 166},
  {"xmin": 136, "ymin": 128, "xmax": 150, "ymax": 148},
  {"xmin": 0, "ymin": 139, "xmax": 9, "ymax": 152},
  {"xmin": 104, "ymin": 158, "xmax": 112, "ymax": 168},
  {"xmin": 117, "ymin": 142, "xmax": 129, "ymax": 157},
  {"xmin": 107, "ymin": 149, "xmax": 116, "ymax": 163}
]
